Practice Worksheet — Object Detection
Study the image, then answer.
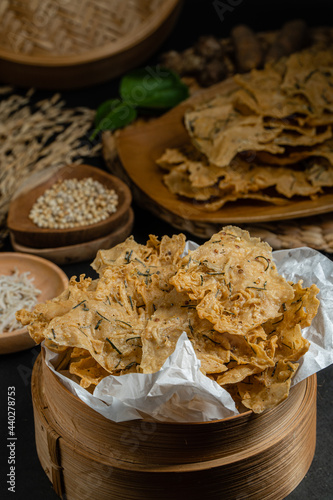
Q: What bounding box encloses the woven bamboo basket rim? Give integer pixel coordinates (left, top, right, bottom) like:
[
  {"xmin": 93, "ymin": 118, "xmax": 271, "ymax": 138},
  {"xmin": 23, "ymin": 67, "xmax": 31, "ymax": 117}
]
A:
[{"xmin": 0, "ymin": 0, "xmax": 180, "ymax": 67}]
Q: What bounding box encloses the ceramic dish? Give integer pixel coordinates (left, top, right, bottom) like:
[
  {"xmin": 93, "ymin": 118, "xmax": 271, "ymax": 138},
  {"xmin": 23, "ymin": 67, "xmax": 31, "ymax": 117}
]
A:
[
  {"xmin": 7, "ymin": 164, "xmax": 132, "ymax": 249},
  {"xmin": 0, "ymin": 253, "xmax": 68, "ymax": 354}
]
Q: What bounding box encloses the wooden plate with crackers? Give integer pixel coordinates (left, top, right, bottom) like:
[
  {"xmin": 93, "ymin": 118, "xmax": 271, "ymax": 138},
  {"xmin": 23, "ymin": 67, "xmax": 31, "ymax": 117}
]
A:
[{"xmin": 114, "ymin": 47, "xmax": 333, "ymax": 238}]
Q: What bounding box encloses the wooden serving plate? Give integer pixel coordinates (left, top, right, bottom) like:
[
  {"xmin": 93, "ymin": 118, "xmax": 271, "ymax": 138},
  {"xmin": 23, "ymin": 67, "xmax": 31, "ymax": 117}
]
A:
[
  {"xmin": 0, "ymin": 253, "xmax": 68, "ymax": 354},
  {"xmin": 7, "ymin": 164, "xmax": 132, "ymax": 249},
  {"xmin": 10, "ymin": 208, "xmax": 134, "ymax": 266},
  {"xmin": 31, "ymin": 352, "xmax": 317, "ymax": 500},
  {"xmin": 114, "ymin": 78, "xmax": 333, "ymax": 236}
]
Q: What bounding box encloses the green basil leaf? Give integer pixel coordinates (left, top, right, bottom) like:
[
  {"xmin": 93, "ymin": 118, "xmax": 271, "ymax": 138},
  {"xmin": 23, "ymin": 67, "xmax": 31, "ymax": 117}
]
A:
[
  {"xmin": 90, "ymin": 101, "xmax": 137, "ymax": 140},
  {"xmin": 136, "ymin": 84, "xmax": 189, "ymax": 109},
  {"xmin": 120, "ymin": 67, "xmax": 189, "ymax": 108},
  {"xmin": 94, "ymin": 99, "xmax": 121, "ymax": 127}
]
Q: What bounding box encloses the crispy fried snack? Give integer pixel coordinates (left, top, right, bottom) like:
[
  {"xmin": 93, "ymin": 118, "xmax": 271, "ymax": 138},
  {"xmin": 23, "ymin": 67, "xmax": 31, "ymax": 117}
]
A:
[
  {"xmin": 158, "ymin": 46, "xmax": 333, "ymax": 210},
  {"xmin": 17, "ymin": 228, "xmax": 320, "ymax": 413},
  {"xmin": 68, "ymin": 347, "xmax": 112, "ymax": 390}
]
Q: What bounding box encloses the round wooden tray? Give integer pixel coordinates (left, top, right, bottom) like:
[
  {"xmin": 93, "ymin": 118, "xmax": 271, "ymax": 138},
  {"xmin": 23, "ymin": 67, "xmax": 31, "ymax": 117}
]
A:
[
  {"xmin": 0, "ymin": 0, "xmax": 182, "ymax": 89},
  {"xmin": 31, "ymin": 352, "xmax": 317, "ymax": 500}
]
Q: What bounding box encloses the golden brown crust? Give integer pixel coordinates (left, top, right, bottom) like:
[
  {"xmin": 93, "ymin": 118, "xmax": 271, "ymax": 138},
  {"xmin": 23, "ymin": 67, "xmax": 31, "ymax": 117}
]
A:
[{"xmin": 16, "ymin": 228, "xmax": 319, "ymax": 413}]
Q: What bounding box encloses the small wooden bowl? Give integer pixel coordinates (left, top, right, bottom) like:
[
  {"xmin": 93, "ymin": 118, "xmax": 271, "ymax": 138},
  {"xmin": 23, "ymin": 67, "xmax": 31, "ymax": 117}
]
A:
[
  {"xmin": 10, "ymin": 208, "xmax": 134, "ymax": 266},
  {"xmin": 31, "ymin": 351, "xmax": 317, "ymax": 500},
  {"xmin": 0, "ymin": 253, "xmax": 68, "ymax": 354},
  {"xmin": 0, "ymin": 0, "xmax": 182, "ymax": 89},
  {"xmin": 7, "ymin": 164, "xmax": 132, "ymax": 249}
]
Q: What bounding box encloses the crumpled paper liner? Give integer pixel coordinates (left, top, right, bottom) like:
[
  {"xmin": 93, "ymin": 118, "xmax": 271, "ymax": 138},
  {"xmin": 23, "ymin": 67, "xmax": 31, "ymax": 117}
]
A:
[
  {"xmin": 274, "ymin": 247, "xmax": 333, "ymax": 385},
  {"xmin": 44, "ymin": 246, "xmax": 333, "ymax": 423}
]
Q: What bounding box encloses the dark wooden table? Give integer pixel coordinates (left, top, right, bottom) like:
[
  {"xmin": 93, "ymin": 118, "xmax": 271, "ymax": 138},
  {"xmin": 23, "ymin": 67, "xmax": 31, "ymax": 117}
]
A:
[{"xmin": 1, "ymin": 1, "xmax": 333, "ymax": 498}]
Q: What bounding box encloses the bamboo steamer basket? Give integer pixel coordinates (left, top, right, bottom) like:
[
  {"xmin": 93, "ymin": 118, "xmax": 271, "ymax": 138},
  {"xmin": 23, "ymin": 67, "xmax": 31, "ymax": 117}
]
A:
[
  {"xmin": 0, "ymin": 0, "xmax": 182, "ymax": 89},
  {"xmin": 31, "ymin": 351, "xmax": 317, "ymax": 500}
]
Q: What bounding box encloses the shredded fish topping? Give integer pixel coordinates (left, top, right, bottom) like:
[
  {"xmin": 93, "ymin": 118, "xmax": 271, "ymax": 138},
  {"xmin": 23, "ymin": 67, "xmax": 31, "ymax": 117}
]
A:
[{"xmin": 0, "ymin": 270, "xmax": 41, "ymax": 333}]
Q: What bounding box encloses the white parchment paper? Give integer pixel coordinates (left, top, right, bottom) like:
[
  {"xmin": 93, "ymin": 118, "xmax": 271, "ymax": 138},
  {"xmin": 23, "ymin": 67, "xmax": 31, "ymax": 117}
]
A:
[
  {"xmin": 44, "ymin": 246, "xmax": 333, "ymax": 423},
  {"xmin": 274, "ymin": 247, "xmax": 333, "ymax": 385}
]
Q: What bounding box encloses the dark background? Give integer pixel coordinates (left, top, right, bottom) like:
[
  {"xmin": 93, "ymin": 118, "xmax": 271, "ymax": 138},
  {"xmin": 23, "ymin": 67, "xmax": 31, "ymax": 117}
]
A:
[{"xmin": 1, "ymin": 0, "xmax": 333, "ymax": 499}]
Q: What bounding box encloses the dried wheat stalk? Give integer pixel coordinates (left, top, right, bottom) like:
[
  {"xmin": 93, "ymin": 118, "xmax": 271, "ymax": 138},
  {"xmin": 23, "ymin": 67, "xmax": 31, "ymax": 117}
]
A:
[{"xmin": 0, "ymin": 86, "xmax": 101, "ymax": 247}]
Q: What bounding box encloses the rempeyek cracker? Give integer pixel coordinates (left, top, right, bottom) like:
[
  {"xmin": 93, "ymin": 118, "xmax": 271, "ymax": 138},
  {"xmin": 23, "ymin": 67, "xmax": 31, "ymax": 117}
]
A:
[
  {"xmin": 17, "ymin": 227, "xmax": 320, "ymax": 413},
  {"xmin": 157, "ymin": 46, "xmax": 333, "ymax": 210},
  {"xmin": 169, "ymin": 227, "xmax": 295, "ymax": 334},
  {"xmin": 68, "ymin": 347, "xmax": 111, "ymax": 391}
]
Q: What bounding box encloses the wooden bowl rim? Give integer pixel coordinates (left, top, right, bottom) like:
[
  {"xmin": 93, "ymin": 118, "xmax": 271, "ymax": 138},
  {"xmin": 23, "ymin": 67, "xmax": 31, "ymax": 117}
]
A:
[
  {"xmin": 0, "ymin": 252, "xmax": 68, "ymax": 345},
  {"xmin": 0, "ymin": 0, "xmax": 180, "ymax": 67},
  {"xmin": 7, "ymin": 164, "xmax": 132, "ymax": 239},
  {"xmin": 1, "ymin": 325, "xmax": 29, "ymax": 341},
  {"xmin": 10, "ymin": 207, "xmax": 134, "ymax": 254}
]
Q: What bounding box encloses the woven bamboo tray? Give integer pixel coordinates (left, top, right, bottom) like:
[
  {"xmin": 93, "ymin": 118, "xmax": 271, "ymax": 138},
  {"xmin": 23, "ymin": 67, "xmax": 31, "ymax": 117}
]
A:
[
  {"xmin": 31, "ymin": 351, "xmax": 317, "ymax": 500},
  {"xmin": 0, "ymin": 0, "xmax": 182, "ymax": 89}
]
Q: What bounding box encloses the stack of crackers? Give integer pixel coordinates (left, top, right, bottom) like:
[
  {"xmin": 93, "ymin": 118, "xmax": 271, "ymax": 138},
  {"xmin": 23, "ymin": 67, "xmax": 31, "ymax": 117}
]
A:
[
  {"xmin": 17, "ymin": 227, "xmax": 319, "ymax": 413},
  {"xmin": 158, "ymin": 47, "xmax": 333, "ymax": 210}
]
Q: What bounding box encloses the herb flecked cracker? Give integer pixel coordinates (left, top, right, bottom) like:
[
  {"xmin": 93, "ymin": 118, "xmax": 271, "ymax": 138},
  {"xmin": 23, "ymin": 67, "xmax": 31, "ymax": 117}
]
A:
[
  {"xmin": 158, "ymin": 46, "xmax": 333, "ymax": 210},
  {"xmin": 17, "ymin": 228, "xmax": 320, "ymax": 413}
]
